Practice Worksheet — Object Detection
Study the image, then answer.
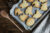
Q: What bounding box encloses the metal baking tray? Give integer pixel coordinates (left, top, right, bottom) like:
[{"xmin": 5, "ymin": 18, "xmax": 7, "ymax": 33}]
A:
[{"xmin": 10, "ymin": 0, "xmax": 50, "ymax": 30}]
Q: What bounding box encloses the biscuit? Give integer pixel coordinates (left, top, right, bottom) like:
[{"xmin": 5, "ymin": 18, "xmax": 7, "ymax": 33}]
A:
[
  {"xmin": 41, "ymin": 2, "xmax": 48, "ymax": 11},
  {"xmin": 26, "ymin": 18, "xmax": 35, "ymax": 26},
  {"xmin": 19, "ymin": 14, "xmax": 28, "ymax": 22},
  {"xmin": 15, "ymin": 8, "xmax": 23, "ymax": 16},
  {"xmin": 33, "ymin": 10, "xmax": 42, "ymax": 18},
  {"xmin": 25, "ymin": 6, "xmax": 33, "ymax": 15},
  {"xmin": 32, "ymin": 1, "xmax": 40, "ymax": 8},
  {"xmin": 20, "ymin": 0, "xmax": 28, "ymax": 8}
]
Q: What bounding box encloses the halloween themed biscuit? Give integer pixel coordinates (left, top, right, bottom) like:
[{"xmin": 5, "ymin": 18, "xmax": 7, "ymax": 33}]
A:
[
  {"xmin": 25, "ymin": 6, "xmax": 33, "ymax": 15},
  {"xmin": 19, "ymin": 14, "xmax": 28, "ymax": 22},
  {"xmin": 15, "ymin": 8, "xmax": 23, "ymax": 16},
  {"xmin": 32, "ymin": 1, "xmax": 40, "ymax": 8},
  {"xmin": 33, "ymin": 10, "xmax": 42, "ymax": 18},
  {"xmin": 41, "ymin": 2, "xmax": 48, "ymax": 11},
  {"xmin": 20, "ymin": 0, "xmax": 28, "ymax": 8}
]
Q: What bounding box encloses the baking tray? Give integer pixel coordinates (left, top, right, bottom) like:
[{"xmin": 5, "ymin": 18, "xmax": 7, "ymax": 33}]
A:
[{"xmin": 10, "ymin": 0, "xmax": 50, "ymax": 30}]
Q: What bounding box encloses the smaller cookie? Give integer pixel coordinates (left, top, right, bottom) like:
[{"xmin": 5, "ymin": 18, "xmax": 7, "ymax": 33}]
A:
[
  {"xmin": 27, "ymin": 0, "xmax": 34, "ymax": 2},
  {"xmin": 39, "ymin": 0, "xmax": 47, "ymax": 3},
  {"xmin": 33, "ymin": 10, "xmax": 42, "ymax": 18},
  {"xmin": 15, "ymin": 8, "xmax": 23, "ymax": 16},
  {"xmin": 41, "ymin": 2, "xmax": 48, "ymax": 11},
  {"xmin": 20, "ymin": 0, "xmax": 28, "ymax": 8},
  {"xmin": 32, "ymin": 1, "xmax": 40, "ymax": 8},
  {"xmin": 25, "ymin": 6, "xmax": 33, "ymax": 15},
  {"xmin": 26, "ymin": 18, "xmax": 35, "ymax": 26},
  {"xmin": 19, "ymin": 14, "xmax": 28, "ymax": 22}
]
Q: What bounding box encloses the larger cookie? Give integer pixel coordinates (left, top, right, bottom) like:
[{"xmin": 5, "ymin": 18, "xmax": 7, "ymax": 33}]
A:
[{"xmin": 26, "ymin": 18, "xmax": 35, "ymax": 26}]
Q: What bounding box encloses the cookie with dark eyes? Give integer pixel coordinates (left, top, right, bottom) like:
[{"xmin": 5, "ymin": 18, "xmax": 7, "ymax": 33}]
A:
[
  {"xmin": 15, "ymin": 8, "xmax": 23, "ymax": 16},
  {"xmin": 41, "ymin": 2, "xmax": 48, "ymax": 11},
  {"xmin": 33, "ymin": 10, "xmax": 42, "ymax": 18}
]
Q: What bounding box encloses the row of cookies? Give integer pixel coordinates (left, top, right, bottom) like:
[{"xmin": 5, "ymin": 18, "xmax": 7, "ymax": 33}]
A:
[
  {"xmin": 27, "ymin": 0, "xmax": 47, "ymax": 3},
  {"xmin": 14, "ymin": 6, "xmax": 42, "ymax": 17},
  {"xmin": 19, "ymin": 0, "xmax": 48, "ymax": 11},
  {"xmin": 20, "ymin": 0, "xmax": 47, "ymax": 3},
  {"xmin": 32, "ymin": 1, "xmax": 48, "ymax": 11},
  {"xmin": 14, "ymin": 9, "xmax": 42, "ymax": 21}
]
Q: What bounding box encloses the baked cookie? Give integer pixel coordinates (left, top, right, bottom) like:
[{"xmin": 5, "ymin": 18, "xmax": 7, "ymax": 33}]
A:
[
  {"xmin": 27, "ymin": 0, "xmax": 34, "ymax": 2},
  {"xmin": 20, "ymin": 0, "xmax": 28, "ymax": 8},
  {"xmin": 25, "ymin": 6, "xmax": 33, "ymax": 15},
  {"xmin": 39, "ymin": 0, "xmax": 47, "ymax": 3},
  {"xmin": 26, "ymin": 18, "xmax": 35, "ymax": 26},
  {"xmin": 15, "ymin": 8, "xmax": 23, "ymax": 16},
  {"xmin": 41, "ymin": 2, "xmax": 48, "ymax": 11},
  {"xmin": 19, "ymin": 14, "xmax": 28, "ymax": 22},
  {"xmin": 32, "ymin": 1, "xmax": 40, "ymax": 8},
  {"xmin": 33, "ymin": 10, "xmax": 42, "ymax": 18}
]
